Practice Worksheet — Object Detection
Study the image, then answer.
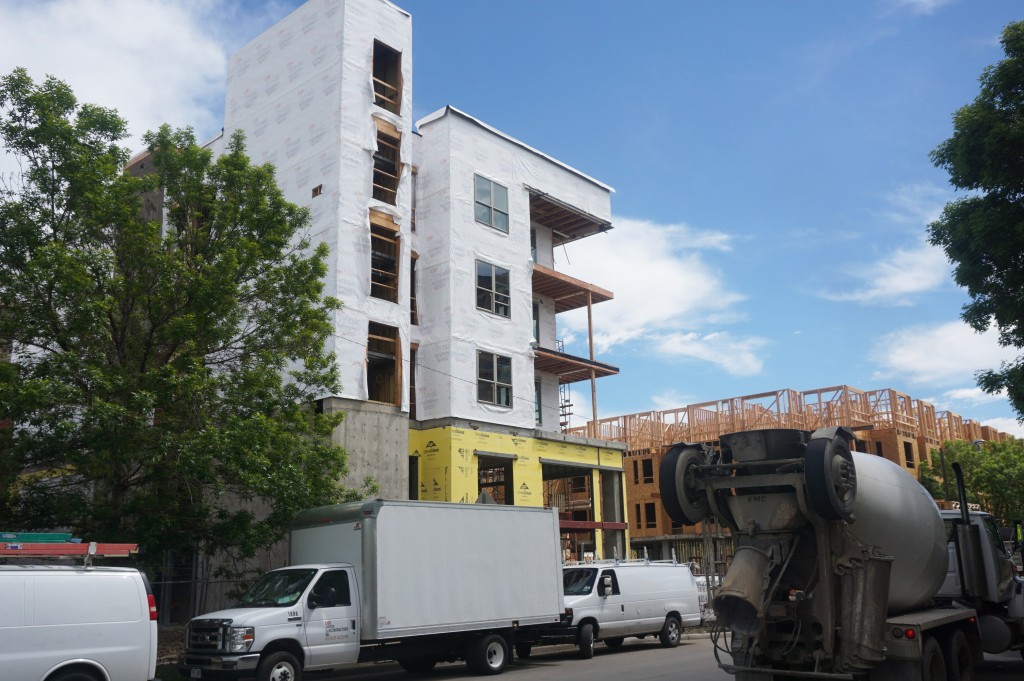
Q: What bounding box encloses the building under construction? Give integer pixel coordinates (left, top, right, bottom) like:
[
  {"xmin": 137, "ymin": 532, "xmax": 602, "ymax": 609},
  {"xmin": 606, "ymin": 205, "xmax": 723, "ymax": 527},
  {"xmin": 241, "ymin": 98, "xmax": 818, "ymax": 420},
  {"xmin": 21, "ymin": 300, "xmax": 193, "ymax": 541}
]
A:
[{"xmin": 566, "ymin": 384, "xmax": 1014, "ymax": 569}]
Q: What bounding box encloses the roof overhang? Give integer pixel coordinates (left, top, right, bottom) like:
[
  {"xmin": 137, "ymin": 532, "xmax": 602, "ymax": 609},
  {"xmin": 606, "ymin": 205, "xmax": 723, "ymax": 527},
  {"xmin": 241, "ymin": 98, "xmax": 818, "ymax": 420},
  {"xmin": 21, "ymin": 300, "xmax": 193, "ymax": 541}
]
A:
[
  {"xmin": 532, "ymin": 264, "xmax": 613, "ymax": 313},
  {"xmin": 526, "ymin": 186, "xmax": 612, "ymax": 246},
  {"xmin": 534, "ymin": 346, "xmax": 618, "ymax": 385}
]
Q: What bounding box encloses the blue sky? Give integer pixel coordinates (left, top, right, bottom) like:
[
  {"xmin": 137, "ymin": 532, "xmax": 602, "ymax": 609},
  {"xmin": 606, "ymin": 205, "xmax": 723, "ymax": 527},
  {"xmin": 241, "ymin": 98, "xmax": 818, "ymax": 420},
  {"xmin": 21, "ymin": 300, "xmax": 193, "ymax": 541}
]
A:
[{"xmin": 2, "ymin": 0, "xmax": 1023, "ymax": 436}]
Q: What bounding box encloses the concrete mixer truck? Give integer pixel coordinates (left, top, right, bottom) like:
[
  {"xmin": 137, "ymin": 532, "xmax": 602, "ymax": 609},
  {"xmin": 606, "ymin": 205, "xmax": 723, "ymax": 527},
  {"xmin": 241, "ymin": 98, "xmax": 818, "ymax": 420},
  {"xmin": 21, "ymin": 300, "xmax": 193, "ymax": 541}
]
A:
[{"xmin": 659, "ymin": 426, "xmax": 1024, "ymax": 681}]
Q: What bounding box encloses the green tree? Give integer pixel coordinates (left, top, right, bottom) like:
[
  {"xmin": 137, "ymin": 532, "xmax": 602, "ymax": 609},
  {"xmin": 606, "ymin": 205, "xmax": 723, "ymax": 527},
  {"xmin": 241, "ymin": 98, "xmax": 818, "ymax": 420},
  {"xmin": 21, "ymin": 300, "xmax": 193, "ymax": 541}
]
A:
[
  {"xmin": 929, "ymin": 20, "xmax": 1024, "ymax": 419},
  {"xmin": 919, "ymin": 439, "xmax": 1024, "ymax": 523},
  {"xmin": 0, "ymin": 68, "xmax": 370, "ymax": 576}
]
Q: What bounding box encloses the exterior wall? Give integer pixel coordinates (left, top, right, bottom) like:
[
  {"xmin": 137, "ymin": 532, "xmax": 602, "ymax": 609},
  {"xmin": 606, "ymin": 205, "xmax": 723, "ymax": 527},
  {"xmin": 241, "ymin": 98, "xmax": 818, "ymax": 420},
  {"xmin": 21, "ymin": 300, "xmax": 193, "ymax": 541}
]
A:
[
  {"xmin": 223, "ymin": 0, "xmax": 414, "ymax": 409},
  {"xmin": 409, "ymin": 424, "xmax": 628, "ymax": 559},
  {"xmin": 414, "ymin": 108, "xmax": 612, "ymax": 431},
  {"xmin": 856, "ymin": 428, "xmax": 922, "ymax": 475},
  {"xmin": 320, "ymin": 397, "xmax": 409, "ymax": 499}
]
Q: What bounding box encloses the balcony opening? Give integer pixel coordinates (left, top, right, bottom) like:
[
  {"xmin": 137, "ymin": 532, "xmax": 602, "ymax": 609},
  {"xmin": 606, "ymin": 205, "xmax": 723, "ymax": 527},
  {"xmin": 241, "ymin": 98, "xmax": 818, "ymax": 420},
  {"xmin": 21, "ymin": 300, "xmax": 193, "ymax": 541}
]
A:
[
  {"xmin": 372, "ymin": 129, "xmax": 400, "ymax": 205},
  {"xmin": 367, "ymin": 322, "xmax": 400, "ymax": 405},
  {"xmin": 370, "ymin": 224, "xmax": 399, "ymax": 303},
  {"xmin": 372, "ymin": 40, "xmax": 401, "ymax": 114}
]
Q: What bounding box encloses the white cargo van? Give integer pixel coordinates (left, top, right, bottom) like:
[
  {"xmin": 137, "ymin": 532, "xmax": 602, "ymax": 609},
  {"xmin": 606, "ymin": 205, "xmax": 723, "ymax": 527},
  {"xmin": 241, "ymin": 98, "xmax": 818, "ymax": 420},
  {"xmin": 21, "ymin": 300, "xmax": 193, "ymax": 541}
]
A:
[
  {"xmin": 0, "ymin": 564, "xmax": 158, "ymax": 681},
  {"xmin": 562, "ymin": 560, "xmax": 701, "ymax": 655}
]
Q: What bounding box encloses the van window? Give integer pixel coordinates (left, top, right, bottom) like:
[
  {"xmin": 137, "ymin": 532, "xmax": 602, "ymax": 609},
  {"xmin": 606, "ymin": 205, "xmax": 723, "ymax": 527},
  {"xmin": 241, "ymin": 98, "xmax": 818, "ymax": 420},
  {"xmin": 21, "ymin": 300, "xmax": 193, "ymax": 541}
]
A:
[
  {"xmin": 310, "ymin": 570, "xmax": 351, "ymax": 607},
  {"xmin": 34, "ymin": 574, "xmax": 141, "ymax": 625},
  {"xmin": 563, "ymin": 568, "xmax": 597, "ymax": 595}
]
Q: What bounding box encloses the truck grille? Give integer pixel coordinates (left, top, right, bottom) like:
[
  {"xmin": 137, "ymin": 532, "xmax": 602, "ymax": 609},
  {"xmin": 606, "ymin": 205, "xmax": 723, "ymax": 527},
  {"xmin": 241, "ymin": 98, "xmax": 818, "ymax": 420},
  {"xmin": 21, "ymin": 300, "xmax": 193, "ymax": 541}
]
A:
[{"xmin": 187, "ymin": 618, "xmax": 232, "ymax": 653}]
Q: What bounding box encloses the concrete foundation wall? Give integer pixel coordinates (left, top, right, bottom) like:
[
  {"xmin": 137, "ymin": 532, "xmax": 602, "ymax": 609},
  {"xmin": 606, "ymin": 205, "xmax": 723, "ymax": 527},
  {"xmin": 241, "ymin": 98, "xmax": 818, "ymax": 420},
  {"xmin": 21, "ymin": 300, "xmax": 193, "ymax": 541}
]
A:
[{"xmin": 323, "ymin": 396, "xmax": 410, "ymax": 499}]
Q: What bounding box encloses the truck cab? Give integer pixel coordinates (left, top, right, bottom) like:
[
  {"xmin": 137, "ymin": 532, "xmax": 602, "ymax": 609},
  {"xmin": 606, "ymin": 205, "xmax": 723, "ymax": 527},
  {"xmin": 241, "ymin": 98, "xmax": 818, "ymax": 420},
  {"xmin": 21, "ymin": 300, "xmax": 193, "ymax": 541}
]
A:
[{"xmin": 180, "ymin": 564, "xmax": 359, "ymax": 680}]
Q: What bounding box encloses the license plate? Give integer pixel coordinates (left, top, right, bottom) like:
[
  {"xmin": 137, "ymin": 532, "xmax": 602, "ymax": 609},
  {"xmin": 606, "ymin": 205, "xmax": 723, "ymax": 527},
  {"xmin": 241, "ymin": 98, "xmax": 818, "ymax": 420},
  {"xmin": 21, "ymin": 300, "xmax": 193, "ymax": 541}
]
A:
[{"xmin": 190, "ymin": 669, "xmax": 202, "ymax": 679}]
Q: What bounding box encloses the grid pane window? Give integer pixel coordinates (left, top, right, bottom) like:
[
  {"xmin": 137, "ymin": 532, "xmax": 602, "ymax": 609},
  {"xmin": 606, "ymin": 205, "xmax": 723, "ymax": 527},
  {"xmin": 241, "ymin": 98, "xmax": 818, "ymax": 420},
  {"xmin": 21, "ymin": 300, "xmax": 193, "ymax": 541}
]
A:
[
  {"xmin": 476, "ymin": 260, "xmax": 511, "ymax": 318},
  {"xmin": 474, "ymin": 174, "xmax": 509, "ymax": 233},
  {"xmin": 478, "ymin": 351, "xmax": 512, "ymax": 407}
]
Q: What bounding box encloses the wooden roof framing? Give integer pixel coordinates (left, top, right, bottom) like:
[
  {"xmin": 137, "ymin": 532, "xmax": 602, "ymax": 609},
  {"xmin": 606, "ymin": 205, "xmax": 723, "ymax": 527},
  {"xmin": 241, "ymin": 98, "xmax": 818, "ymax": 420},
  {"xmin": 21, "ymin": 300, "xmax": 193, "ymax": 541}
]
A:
[
  {"xmin": 532, "ymin": 264, "xmax": 613, "ymax": 313},
  {"xmin": 526, "ymin": 186, "xmax": 611, "ymax": 246}
]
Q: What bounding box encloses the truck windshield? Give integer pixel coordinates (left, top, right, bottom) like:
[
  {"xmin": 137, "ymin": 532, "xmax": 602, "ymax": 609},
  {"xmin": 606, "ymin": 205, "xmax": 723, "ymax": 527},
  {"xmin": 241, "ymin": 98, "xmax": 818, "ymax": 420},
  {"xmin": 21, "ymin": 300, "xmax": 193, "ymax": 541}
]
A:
[
  {"xmin": 563, "ymin": 568, "xmax": 597, "ymax": 596},
  {"xmin": 235, "ymin": 569, "xmax": 317, "ymax": 608}
]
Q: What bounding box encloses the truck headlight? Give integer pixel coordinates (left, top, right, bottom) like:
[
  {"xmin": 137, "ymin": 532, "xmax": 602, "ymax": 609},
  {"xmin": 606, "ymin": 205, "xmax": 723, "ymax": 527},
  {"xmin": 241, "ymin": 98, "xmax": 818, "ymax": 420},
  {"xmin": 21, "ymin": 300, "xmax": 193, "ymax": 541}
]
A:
[{"xmin": 228, "ymin": 626, "xmax": 255, "ymax": 653}]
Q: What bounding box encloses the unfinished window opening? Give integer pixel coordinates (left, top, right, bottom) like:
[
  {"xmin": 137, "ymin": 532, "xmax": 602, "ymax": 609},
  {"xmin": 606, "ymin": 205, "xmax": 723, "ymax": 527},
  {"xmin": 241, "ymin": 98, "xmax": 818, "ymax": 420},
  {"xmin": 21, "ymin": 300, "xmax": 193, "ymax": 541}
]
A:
[
  {"xmin": 478, "ymin": 455, "xmax": 514, "ymax": 505},
  {"xmin": 535, "ymin": 380, "xmax": 542, "ymax": 426},
  {"xmin": 474, "ymin": 174, "xmax": 509, "ymax": 232},
  {"xmin": 373, "ymin": 130, "xmax": 400, "ymax": 205},
  {"xmin": 476, "ymin": 260, "xmax": 510, "ymax": 318},
  {"xmin": 644, "ymin": 503, "xmax": 657, "ymax": 529},
  {"xmin": 632, "ymin": 459, "xmax": 639, "ymax": 484},
  {"xmin": 372, "ymin": 40, "xmax": 402, "ymax": 114},
  {"xmin": 477, "ymin": 350, "xmax": 512, "ymax": 407},
  {"xmin": 370, "ymin": 225, "xmax": 399, "ymax": 303},
  {"xmin": 311, "ymin": 184, "xmax": 323, "ymax": 198},
  {"xmin": 410, "ymin": 254, "xmax": 418, "ymax": 325},
  {"xmin": 532, "ymin": 302, "xmax": 539, "ymax": 342},
  {"xmin": 408, "ymin": 455, "xmax": 419, "ymax": 500},
  {"xmin": 875, "ymin": 442, "xmax": 884, "ymax": 457},
  {"xmin": 411, "ymin": 167, "xmax": 418, "ymax": 232},
  {"xmin": 635, "ymin": 504, "xmax": 642, "ymax": 528},
  {"xmin": 641, "ymin": 458, "xmax": 654, "ymax": 484},
  {"xmin": 903, "ymin": 442, "xmax": 915, "ymax": 468},
  {"xmin": 367, "ymin": 322, "xmax": 400, "ymax": 405}
]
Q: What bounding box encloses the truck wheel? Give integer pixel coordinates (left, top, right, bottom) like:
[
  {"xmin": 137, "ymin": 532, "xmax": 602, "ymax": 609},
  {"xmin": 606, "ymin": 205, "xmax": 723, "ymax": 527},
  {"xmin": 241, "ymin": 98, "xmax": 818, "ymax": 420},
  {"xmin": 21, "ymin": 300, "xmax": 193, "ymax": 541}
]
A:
[
  {"xmin": 51, "ymin": 670, "xmax": 100, "ymax": 681},
  {"xmin": 578, "ymin": 623, "xmax": 595, "ymax": 659},
  {"xmin": 659, "ymin": 616, "xmax": 682, "ymax": 647},
  {"xmin": 921, "ymin": 637, "xmax": 947, "ymax": 681},
  {"xmin": 603, "ymin": 637, "xmax": 624, "ymax": 648},
  {"xmin": 660, "ymin": 445, "xmax": 709, "ymax": 525},
  {"xmin": 943, "ymin": 630, "xmax": 973, "ymax": 681},
  {"xmin": 257, "ymin": 651, "xmax": 302, "ymax": 681},
  {"xmin": 470, "ymin": 634, "xmax": 508, "ymax": 675},
  {"xmin": 804, "ymin": 434, "xmax": 856, "ymax": 520},
  {"xmin": 514, "ymin": 642, "xmax": 533, "ymax": 659},
  {"xmin": 398, "ymin": 657, "xmax": 437, "ymax": 674}
]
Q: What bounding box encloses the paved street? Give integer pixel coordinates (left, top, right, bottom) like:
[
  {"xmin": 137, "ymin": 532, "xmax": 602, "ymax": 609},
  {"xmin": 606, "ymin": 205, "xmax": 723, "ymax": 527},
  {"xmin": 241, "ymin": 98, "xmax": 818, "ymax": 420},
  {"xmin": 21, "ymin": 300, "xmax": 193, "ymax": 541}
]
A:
[{"xmin": 308, "ymin": 636, "xmax": 1024, "ymax": 681}]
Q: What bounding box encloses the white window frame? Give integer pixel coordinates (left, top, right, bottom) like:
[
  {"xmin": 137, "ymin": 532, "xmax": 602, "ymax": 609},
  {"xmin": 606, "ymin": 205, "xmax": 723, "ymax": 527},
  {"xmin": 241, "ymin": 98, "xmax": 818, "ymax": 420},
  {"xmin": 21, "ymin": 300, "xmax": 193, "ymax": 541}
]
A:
[
  {"xmin": 477, "ymin": 350, "xmax": 512, "ymax": 408},
  {"xmin": 474, "ymin": 174, "xmax": 509, "ymax": 232}
]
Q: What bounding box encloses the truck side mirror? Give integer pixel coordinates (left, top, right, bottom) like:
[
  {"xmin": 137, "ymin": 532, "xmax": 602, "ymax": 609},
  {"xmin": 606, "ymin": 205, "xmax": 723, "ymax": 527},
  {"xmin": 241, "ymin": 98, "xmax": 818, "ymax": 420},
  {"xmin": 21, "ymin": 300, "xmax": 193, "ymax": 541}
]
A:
[
  {"xmin": 309, "ymin": 586, "xmax": 338, "ymax": 609},
  {"xmin": 598, "ymin": 574, "xmax": 612, "ymax": 597}
]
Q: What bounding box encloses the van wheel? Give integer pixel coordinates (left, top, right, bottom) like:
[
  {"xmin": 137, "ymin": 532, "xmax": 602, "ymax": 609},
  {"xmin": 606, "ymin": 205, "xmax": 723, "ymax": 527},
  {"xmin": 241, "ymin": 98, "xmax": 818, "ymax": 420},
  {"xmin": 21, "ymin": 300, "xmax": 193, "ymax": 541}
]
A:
[
  {"xmin": 604, "ymin": 637, "xmax": 624, "ymax": 648},
  {"xmin": 943, "ymin": 630, "xmax": 973, "ymax": 681},
  {"xmin": 470, "ymin": 634, "xmax": 508, "ymax": 675},
  {"xmin": 659, "ymin": 616, "xmax": 682, "ymax": 647},
  {"xmin": 50, "ymin": 670, "xmax": 100, "ymax": 681},
  {"xmin": 578, "ymin": 623, "xmax": 595, "ymax": 659},
  {"xmin": 257, "ymin": 650, "xmax": 302, "ymax": 681}
]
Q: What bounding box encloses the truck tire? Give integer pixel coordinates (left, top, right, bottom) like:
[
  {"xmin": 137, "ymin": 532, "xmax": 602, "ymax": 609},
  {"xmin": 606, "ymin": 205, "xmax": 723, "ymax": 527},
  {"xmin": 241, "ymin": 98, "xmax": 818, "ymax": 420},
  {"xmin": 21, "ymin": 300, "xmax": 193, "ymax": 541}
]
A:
[
  {"xmin": 660, "ymin": 445, "xmax": 710, "ymax": 525},
  {"xmin": 943, "ymin": 630, "xmax": 973, "ymax": 681},
  {"xmin": 257, "ymin": 650, "xmax": 302, "ymax": 681},
  {"xmin": 659, "ymin": 615, "xmax": 682, "ymax": 647},
  {"xmin": 603, "ymin": 637, "xmax": 624, "ymax": 648},
  {"xmin": 804, "ymin": 433, "xmax": 856, "ymax": 520},
  {"xmin": 51, "ymin": 670, "xmax": 100, "ymax": 681},
  {"xmin": 578, "ymin": 623, "xmax": 595, "ymax": 659},
  {"xmin": 921, "ymin": 637, "xmax": 947, "ymax": 681},
  {"xmin": 398, "ymin": 657, "xmax": 437, "ymax": 674},
  {"xmin": 470, "ymin": 634, "xmax": 508, "ymax": 675}
]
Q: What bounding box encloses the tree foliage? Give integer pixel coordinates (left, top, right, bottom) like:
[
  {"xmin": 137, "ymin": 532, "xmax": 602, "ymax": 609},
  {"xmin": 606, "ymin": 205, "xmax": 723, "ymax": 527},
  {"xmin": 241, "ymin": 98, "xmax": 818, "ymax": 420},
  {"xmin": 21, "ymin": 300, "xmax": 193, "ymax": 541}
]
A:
[
  {"xmin": 929, "ymin": 21, "xmax": 1024, "ymax": 418},
  {"xmin": 919, "ymin": 439, "xmax": 1024, "ymax": 523},
  {"xmin": 0, "ymin": 68, "xmax": 369, "ymax": 574}
]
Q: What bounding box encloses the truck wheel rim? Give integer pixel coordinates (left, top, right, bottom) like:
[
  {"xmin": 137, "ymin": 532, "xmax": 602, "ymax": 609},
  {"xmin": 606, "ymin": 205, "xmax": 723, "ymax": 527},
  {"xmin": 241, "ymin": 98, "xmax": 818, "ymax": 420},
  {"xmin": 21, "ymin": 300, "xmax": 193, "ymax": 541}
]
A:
[{"xmin": 486, "ymin": 641, "xmax": 505, "ymax": 668}]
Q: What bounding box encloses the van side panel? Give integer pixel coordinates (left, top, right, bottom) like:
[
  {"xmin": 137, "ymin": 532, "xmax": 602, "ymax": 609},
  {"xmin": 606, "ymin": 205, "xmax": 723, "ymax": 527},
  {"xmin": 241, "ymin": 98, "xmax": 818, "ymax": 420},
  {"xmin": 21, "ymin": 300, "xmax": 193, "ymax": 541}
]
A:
[{"xmin": 0, "ymin": 568, "xmax": 156, "ymax": 681}]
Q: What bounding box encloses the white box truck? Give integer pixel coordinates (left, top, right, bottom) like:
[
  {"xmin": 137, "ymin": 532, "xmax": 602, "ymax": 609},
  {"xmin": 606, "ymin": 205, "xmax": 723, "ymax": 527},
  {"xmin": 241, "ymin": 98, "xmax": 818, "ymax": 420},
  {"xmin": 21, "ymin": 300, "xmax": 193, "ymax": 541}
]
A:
[{"xmin": 178, "ymin": 500, "xmax": 577, "ymax": 679}]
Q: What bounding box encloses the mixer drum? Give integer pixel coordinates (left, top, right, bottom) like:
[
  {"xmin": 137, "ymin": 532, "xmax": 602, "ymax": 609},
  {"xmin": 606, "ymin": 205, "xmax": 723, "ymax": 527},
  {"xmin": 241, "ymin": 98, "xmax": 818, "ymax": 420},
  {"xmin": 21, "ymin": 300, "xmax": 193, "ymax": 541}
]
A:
[{"xmin": 846, "ymin": 453, "xmax": 948, "ymax": 614}]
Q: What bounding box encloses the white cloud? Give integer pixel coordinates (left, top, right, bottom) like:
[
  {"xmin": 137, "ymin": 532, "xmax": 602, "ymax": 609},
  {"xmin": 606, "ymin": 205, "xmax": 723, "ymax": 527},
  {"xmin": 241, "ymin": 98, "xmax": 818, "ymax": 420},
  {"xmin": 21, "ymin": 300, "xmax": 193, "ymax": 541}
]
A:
[
  {"xmin": 871, "ymin": 321, "xmax": 1019, "ymax": 386},
  {"xmin": 651, "ymin": 389, "xmax": 695, "ymax": 412},
  {"xmin": 980, "ymin": 417, "xmax": 1024, "ymax": 439},
  {"xmin": 942, "ymin": 386, "xmax": 1008, "ymax": 407},
  {"xmin": 653, "ymin": 331, "xmax": 767, "ymax": 377},
  {"xmin": 0, "ymin": 0, "xmax": 230, "ymax": 161},
  {"xmin": 882, "ymin": 0, "xmax": 957, "ymax": 17},
  {"xmin": 557, "ymin": 217, "xmax": 752, "ymax": 354},
  {"xmin": 880, "ymin": 183, "xmax": 948, "ymax": 227},
  {"xmin": 820, "ymin": 241, "xmax": 951, "ymax": 305}
]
